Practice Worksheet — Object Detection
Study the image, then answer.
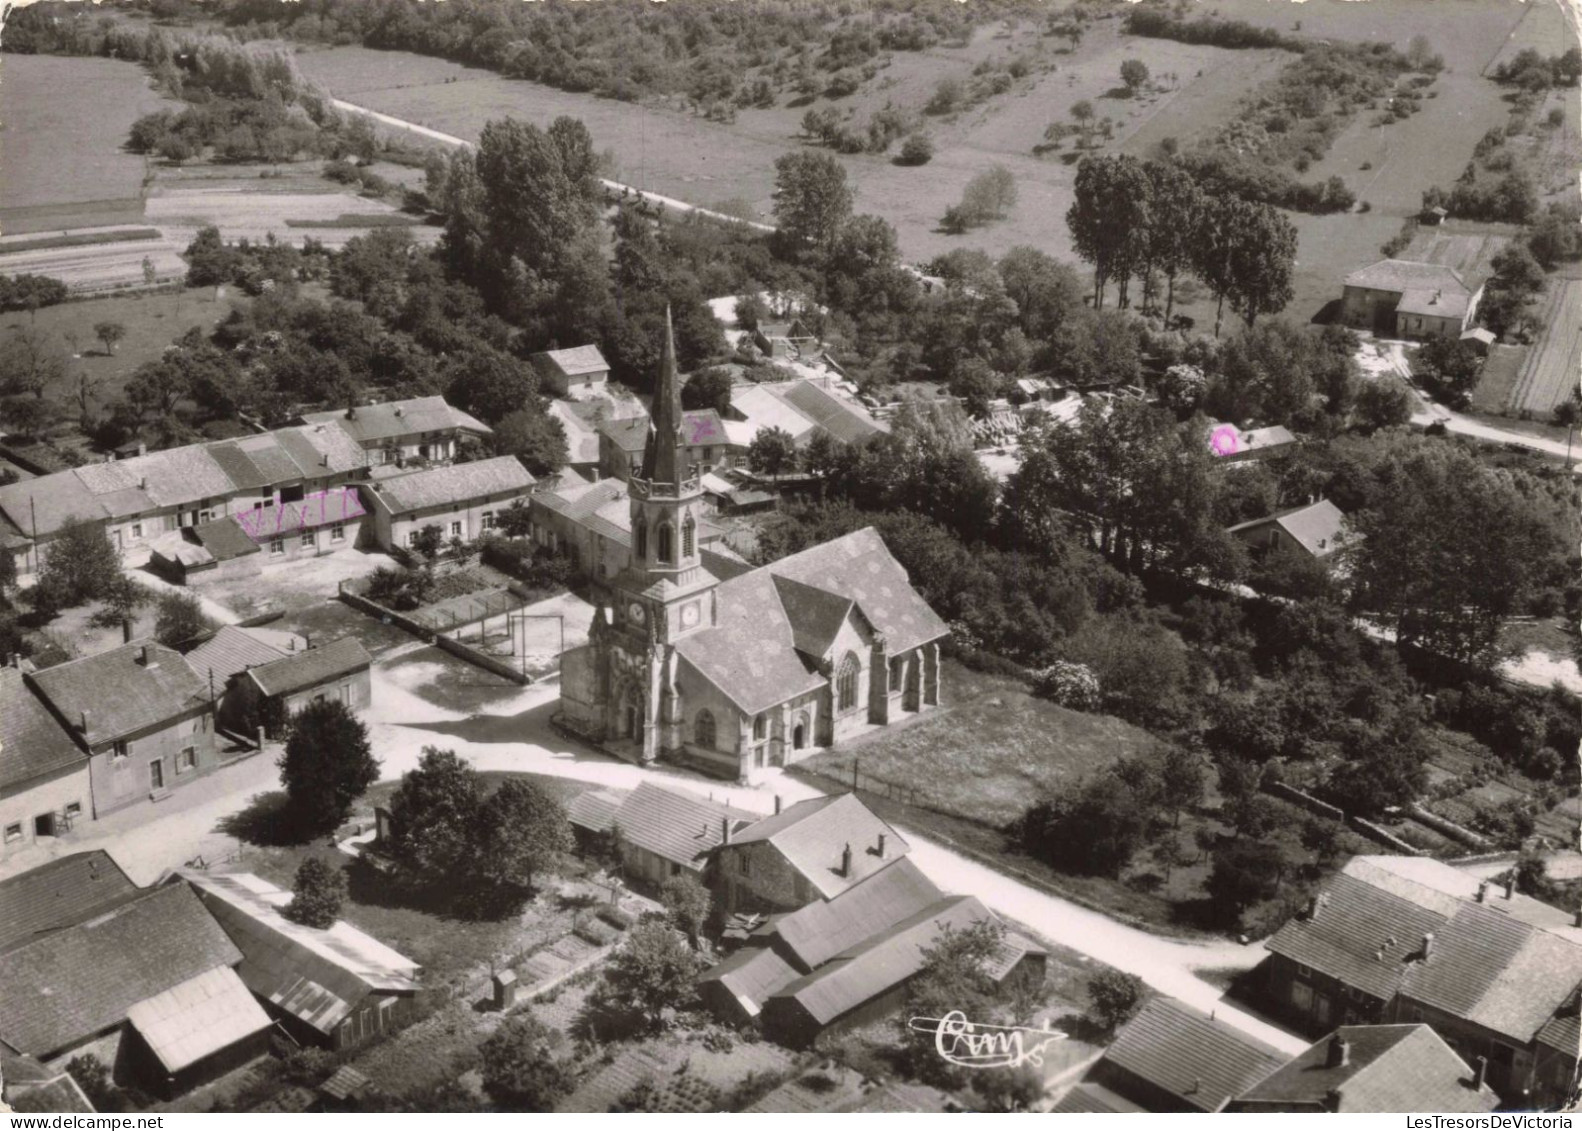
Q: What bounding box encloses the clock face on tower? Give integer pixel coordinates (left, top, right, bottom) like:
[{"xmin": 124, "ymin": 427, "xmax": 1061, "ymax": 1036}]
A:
[
  {"xmin": 628, "ymin": 602, "xmax": 646, "ymax": 625},
  {"xmin": 681, "ymin": 603, "xmax": 700, "ymax": 628}
]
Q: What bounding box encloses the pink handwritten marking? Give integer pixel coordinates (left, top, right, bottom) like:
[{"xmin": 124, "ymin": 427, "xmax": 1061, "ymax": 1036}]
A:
[
  {"xmin": 1210, "ymin": 425, "xmax": 1240, "ymax": 457},
  {"xmin": 686, "ymin": 416, "xmax": 719, "ymax": 445},
  {"xmin": 235, "ymin": 487, "xmax": 366, "ymax": 540}
]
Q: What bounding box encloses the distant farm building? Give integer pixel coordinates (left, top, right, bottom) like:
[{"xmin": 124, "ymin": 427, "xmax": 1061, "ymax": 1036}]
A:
[{"xmin": 1341, "ymin": 260, "xmax": 1483, "ymax": 340}]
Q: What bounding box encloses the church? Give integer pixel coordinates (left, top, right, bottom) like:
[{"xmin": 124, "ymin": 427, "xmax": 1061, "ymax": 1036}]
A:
[{"xmin": 557, "ymin": 314, "xmax": 949, "ymax": 782}]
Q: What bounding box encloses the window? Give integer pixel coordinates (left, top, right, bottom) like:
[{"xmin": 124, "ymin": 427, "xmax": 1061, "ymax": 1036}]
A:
[
  {"xmin": 635, "ymin": 523, "xmax": 648, "ymax": 560},
  {"xmin": 657, "ymin": 522, "xmax": 674, "ymax": 564},
  {"xmin": 682, "ymin": 516, "xmax": 696, "ymax": 559},
  {"xmin": 269, "ymin": 538, "xmax": 285, "ymax": 556},
  {"xmin": 1295, "ymin": 964, "xmax": 1312, "ymax": 980},
  {"xmin": 481, "ymin": 510, "xmax": 495, "ymax": 530},
  {"xmin": 177, "ymin": 747, "xmax": 197, "ymax": 774},
  {"xmin": 300, "ymin": 530, "xmax": 315, "ymax": 549},
  {"xmin": 450, "ymin": 521, "xmax": 462, "ymax": 537},
  {"xmin": 253, "ymin": 502, "xmax": 263, "ymax": 511},
  {"xmin": 3, "ymin": 823, "xmax": 21, "ymax": 844},
  {"xmin": 702, "ymin": 447, "xmax": 714, "ymax": 463},
  {"xmin": 1291, "ymin": 981, "xmax": 1314, "ymax": 1013},
  {"xmin": 65, "ymin": 802, "xmax": 81, "ymax": 819},
  {"xmin": 113, "ymin": 740, "xmax": 132, "ymax": 761},
  {"xmin": 131, "ymin": 522, "xmax": 143, "ymax": 538},
  {"xmin": 331, "ymin": 522, "xmax": 345, "ymax": 542},
  {"xmin": 753, "ymin": 713, "xmax": 767, "ymax": 741},
  {"xmin": 695, "ymin": 710, "xmax": 716, "ymax": 748},
  {"xmin": 406, "ymin": 532, "xmax": 418, "ymax": 548},
  {"xmin": 837, "ymin": 652, "xmax": 860, "ymax": 712}
]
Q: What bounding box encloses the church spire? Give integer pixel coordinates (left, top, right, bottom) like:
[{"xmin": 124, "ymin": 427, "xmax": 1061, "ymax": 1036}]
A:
[{"xmin": 639, "ymin": 306, "xmax": 685, "ymax": 485}]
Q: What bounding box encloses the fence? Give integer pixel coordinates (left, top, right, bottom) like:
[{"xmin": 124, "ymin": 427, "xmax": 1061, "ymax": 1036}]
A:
[
  {"xmin": 1263, "ymin": 780, "xmax": 1344, "ymax": 823},
  {"xmin": 1348, "ymin": 815, "xmax": 1426, "ymax": 856},
  {"xmin": 338, "ymin": 582, "xmax": 531, "ymax": 685},
  {"xmin": 1406, "ymin": 803, "xmax": 1491, "ymax": 850},
  {"xmin": 794, "ymin": 756, "xmax": 930, "ymax": 809}
]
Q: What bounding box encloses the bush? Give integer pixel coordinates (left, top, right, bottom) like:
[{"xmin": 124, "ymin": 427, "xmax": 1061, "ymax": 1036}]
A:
[
  {"xmin": 1086, "ymin": 969, "xmax": 1145, "ymax": 1035},
  {"xmin": 896, "ymin": 132, "xmax": 934, "ymax": 166},
  {"xmin": 576, "ymin": 919, "xmax": 619, "ymax": 947},
  {"xmin": 596, "ymin": 905, "xmax": 634, "ymax": 930},
  {"xmin": 284, "ymin": 857, "xmax": 346, "ymax": 928}
]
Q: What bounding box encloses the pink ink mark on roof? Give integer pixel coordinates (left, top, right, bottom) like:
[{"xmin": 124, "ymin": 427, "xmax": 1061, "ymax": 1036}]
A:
[
  {"xmin": 1210, "ymin": 425, "xmax": 1240, "ymax": 457},
  {"xmin": 233, "ymin": 487, "xmax": 364, "ymax": 541},
  {"xmin": 686, "ymin": 414, "xmax": 723, "ymax": 445}
]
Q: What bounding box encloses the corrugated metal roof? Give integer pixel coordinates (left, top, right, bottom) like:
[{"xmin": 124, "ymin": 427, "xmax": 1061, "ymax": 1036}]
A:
[
  {"xmin": 183, "ymin": 626, "xmax": 289, "ymax": 689},
  {"xmin": 0, "ymin": 666, "xmax": 86, "ymax": 792},
  {"xmin": 0, "ymin": 851, "xmax": 136, "ymax": 952},
  {"xmin": 246, "ymin": 637, "xmax": 372, "ymax": 698},
  {"xmin": 1103, "ymin": 996, "xmax": 1286, "ymax": 1113},
  {"xmin": 567, "ymin": 788, "xmax": 629, "ymax": 835},
  {"xmin": 126, "ymin": 965, "xmax": 271, "ymax": 1073}
]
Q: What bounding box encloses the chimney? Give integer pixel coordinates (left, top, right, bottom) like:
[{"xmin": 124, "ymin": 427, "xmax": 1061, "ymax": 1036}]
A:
[
  {"xmin": 841, "ymin": 842, "xmax": 853, "ymax": 877},
  {"xmin": 121, "ymin": 617, "xmax": 133, "ymax": 644},
  {"xmin": 877, "ymin": 833, "xmax": 887, "ymax": 859},
  {"xmin": 721, "ymin": 817, "xmax": 732, "ymax": 845},
  {"xmin": 774, "ymin": 795, "xmax": 782, "ymax": 815},
  {"xmin": 395, "ymin": 405, "xmax": 404, "ymax": 417},
  {"xmin": 1306, "ymin": 894, "xmax": 1321, "ymax": 921},
  {"xmin": 1473, "ymin": 1056, "xmax": 1488, "ymax": 1091},
  {"xmin": 79, "ymin": 709, "xmax": 90, "ymax": 734},
  {"xmin": 1476, "ymin": 881, "xmax": 1488, "ymax": 903},
  {"xmin": 346, "ymin": 404, "xmax": 357, "ymax": 420},
  {"xmin": 137, "ymin": 644, "xmax": 149, "ymax": 666},
  {"xmin": 1422, "ymin": 931, "xmax": 1435, "ymax": 959},
  {"xmin": 1504, "ymin": 875, "xmax": 1514, "ymax": 899},
  {"xmin": 1574, "ymin": 907, "xmax": 1581, "ymax": 928},
  {"xmin": 1326, "ymin": 1034, "xmax": 1350, "ymax": 1069},
  {"xmin": 139, "ymin": 476, "xmax": 148, "ymax": 491}
]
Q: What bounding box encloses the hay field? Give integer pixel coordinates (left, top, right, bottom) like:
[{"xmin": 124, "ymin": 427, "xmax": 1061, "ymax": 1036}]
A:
[
  {"xmin": 0, "ymin": 54, "xmax": 170, "ymax": 223},
  {"xmin": 0, "ymin": 231, "xmax": 187, "ymax": 294},
  {"xmin": 1508, "ymin": 279, "xmax": 1582, "ymax": 418},
  {"xmin": 1483, "ymin": 0, "xmax": 1578, "ymax": 76},
  {"xmin": 144, "ymin": 187, "xmax": 440, "ymax": 249}
]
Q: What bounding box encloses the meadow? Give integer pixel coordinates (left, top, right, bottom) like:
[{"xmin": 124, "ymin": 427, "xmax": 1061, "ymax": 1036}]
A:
[{"xmin": 1507, "ymin": 278, "xmax": 1582, "ymax": 418}]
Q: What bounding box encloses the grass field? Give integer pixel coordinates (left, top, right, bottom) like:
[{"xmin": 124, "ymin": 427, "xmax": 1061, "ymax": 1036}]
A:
[
  {"xmin": 1404, "ymin": 221, "xmax": 1516, "ymax": 282},
  {"xmin": 1470, "ymin": 343, "xmax": 1528, "ymax": 414},
  {"xmin": 0, "ymin": 234, "xmax": 188, "ymax": 294},
  {"xmin": 1508, "ymin": 278, "xmax": 1582, "ymax": 418},
  {"xmin": 803, "ymin": 661, "xmax": 1158, "ymax": 829},
  {"xmin": 0, "ymin": 55, "xmax": 171, "ymax": 221}
]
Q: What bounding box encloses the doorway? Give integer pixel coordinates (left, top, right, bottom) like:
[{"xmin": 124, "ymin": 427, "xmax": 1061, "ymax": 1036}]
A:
[
  {"xmin": 792, "ymin": 719, "xmax": 807, "ymax": 750},
  {"xmin": 149, "ymin": 759, "xmax": 165, "ymax": 791},
  {"xmin": 33, "ymin": 813, "xmax": 55, "ymax": 838}
]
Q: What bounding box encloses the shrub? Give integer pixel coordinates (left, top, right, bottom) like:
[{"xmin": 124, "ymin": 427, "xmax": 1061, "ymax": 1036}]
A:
[
  {"xmin": 897, "ymin": 132, "xmax": 934, "ymax": 166},
  {"xmin": 596, "ymin": 905, "xmax": 634, "ymax": 930},
  {"xmin": 284, "ymin": 857, "xmax": 346, "ymax": 928},
  {"xmin": 1086, "ymin": 969, "xmax": 1145, "ymax": 1035}
]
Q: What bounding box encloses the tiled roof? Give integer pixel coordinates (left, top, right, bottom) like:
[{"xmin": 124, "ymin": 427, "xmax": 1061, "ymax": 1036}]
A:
[
  {"xmin": 370, "ymin": 456, "xmax": 533, "ymax": 513},
  {"xmin": 0, "ymin": 882, "xmax": 241, "ymax": 1057},
  {"xmin": 299, "ymin": 396, "xmax": 490, "ymax": 444},
  {"xmin": 245, "ymin": 636, "xmax": 372, "ymax": 698},
  {"xmin": 103, "ymin": 445, "xmax": 237, "ymax": 509},
  {"xmin": 29, "ymin": 641, "xmax": 209, "ymax": 746},
  {"xmin": 611, "ymin": 782, "xmax": 756, "ymax": 870},
  {"xmin": 274, "ymin": 423, "xmax": 367, "ymax": 476},
  {"xmin": 0, "ymin": 471, "xmax": 119, "ymax": 540},
  {"xmin": 126, "ymin": 965, "xmax": 271, "ymax": 1073},
  {"xmin": 567, "ymin": 788, "xmax": 629, "ymax": 835},
  {"xmin": 1227, "ymin": 499, "xmax": 1350, "ymax": 558},
  {"xmin": 185, "ymin": 871, "xmax": 420, "ymax": 1036},
  {"xmin": 1102, "ymin": 996, "xmax": 1286, "ymax": 1113},
  {"xmin": 598, "ymin": 414, "xmax": 649, "ymax": 452},
  {"xmin": 0, "ymin": 851, "xmax": 136, "ymax": 952},
  {"xmin": 183, "ymin": 625, "xmax": 290, "ymax": 689},
  {"xmin": 697, "ymin": 945, "xmax": 801, "ymax": 1017},
  {"xmin": 535, "ymin": 345, "xmax": 609, "ymax": 378},
  {"xmin": 676, "ymin": 527, "xmax": 948, "ymax": 716},
  {"xmin": 190, "ymin": 517, "xmax": 261, "ymax": 561},
  {"xmin": 532, "ymin": 478, "xmax": 626, "ymax": 521},
  {"xmin": 728, "ymin": 794, "xmax": 909, "ymax": 902},
  {"xmin": 1052, "ymin": 1082, "xmax": 1149, "ymax": 1114},
  {"xmin": 759, "ymin": 855, "xmax": 940, "ymax": 971},
  {"xmin": 1234, "ymin": 1025, "xmax": 1498, "ymax": 1113},
  {"xmin": 1345, "ymin": 259, "xmax": 1469, "ymax": 295},
  {"xmin": 778, "ymin": 381, "xmax": 886, "ymax": 445},
  {"xmin": 0, "ymin": 666, "xmax": 86, "ymax": 791},
  {"xmin": 1398, "ymin": 287, "xmax": 1472, "ymax": 320}
]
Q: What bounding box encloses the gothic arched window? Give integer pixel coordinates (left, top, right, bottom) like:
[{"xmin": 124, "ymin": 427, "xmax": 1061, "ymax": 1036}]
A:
[
  {"xmin": 657, "ymin": 522, "xmax": 674, "ymax": 564},
  {"xmin": 682, "ymin": 515, "xmax": 696, "ymax": 559},
  {"xmin": 837, "ymin": 652, "xmax": 860, "ymax": 712},
  {"xmin": 695, "ymin": 709, "xmax": 716, "ymax": 748},
  {"xmin": 635, "ymin": 521, "xmax": 648, "ymax": 561}
]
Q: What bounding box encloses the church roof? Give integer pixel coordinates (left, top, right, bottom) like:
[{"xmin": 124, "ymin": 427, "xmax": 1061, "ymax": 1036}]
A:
[{"xmin": 675, "ymin": 528, "xmax": 948, "ymax": 715}]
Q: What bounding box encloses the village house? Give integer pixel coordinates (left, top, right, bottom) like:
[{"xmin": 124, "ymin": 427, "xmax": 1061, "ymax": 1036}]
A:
[
  {"xmin": 711, "ymin": 793, "xmax": 909, "ymax": 914},
  {"xmin": 528, "ymin": 475, "xmax": 730, "ymax": 588},
  {"xmin": 1228, "ymin": 1026, "xmax": 1501, "ymax": 1113},
  {"xmin": 596, "ymin": 409, "xmax": 734, "ymax": 482},
  {"xmin": 223, "ymin": 636, "xmax": 374, "ymax": 736},
  {"xmin": 28, "ymin": 642, "xmax": 219, "ymax": 820},
  {"xmin": 185, "ymin": 871, "xmax": 421, "ymax": 1052},
  {"xmin": 753, "ymin": 318, "xmax": 818, "ymax": 361},
  {"xmin": 183, "ymin": 625, "xmax": 302, "ymax": 729},
  {"xmin": 576, "ymin": 781, "xmax": 755, "ymax": 890},
  {"xmin": 0, "ymin": 863, "xmax": 271, "ymax": 1099},
  {"xmin": 1053, "ymin": 996, "xmax": 1286, "ymax": 1114},
  {"xmin": 1207, "ymin": 421, "xmax": 1299, "ymax": 464},
  {"xmin": 723, "ymin": 380, "xmax": 888, "ymax": 453},
  {"xmin": 1263, "ymin": 855, "xmax": 1582, "ymax": 1105},
  {"xmin": 1341, "ymin": 260, "xmax": 1484, "ymax": 340},
  {"xmin": 1227, "ymin": 498, "xmax": 1352, "ymax": 564},
  {"xmin": 359, "ymin": 456, "xmax": 536, "ymax": 552},
  {"xmin": 1, "ymin": 666, "xmax": 91, "ymax": 861},
  {"xmin": 297, "ymin": 396, "xmax": 490, "ymax": 467},
  {"xmin": 532, "ymin": 344, "xmax": 611, "ymax": 398}
]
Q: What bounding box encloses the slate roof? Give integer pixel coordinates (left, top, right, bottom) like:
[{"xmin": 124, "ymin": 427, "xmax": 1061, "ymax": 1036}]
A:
[
  {"xmin": 0, "ymin": 1052, "xmax": 97, "ymax": 1112},
  {"xmin": 1345, "ymin": 259, "xmax": 1469, "ymax": 295},
  {"xmin": 0, "ymin": 666, "xmax": 87, "ymax": 791},
  {"xmin": 245, "ymin": 637, "xmax": 372, "ymax": 698},
  {"xmin": 81, "ymin": 445, "xmax": 235, "ymax": 509},
  {"xmin": 29, "ymin": 641, "xmax": 209, "ymax": 746},
  {"xmin": 778, "ymin": 381, "xmax": 886, "ymax": 445},
  {"xmin": 771, "ymin": 576, "xmax": 856, "ymax": 660},
  {"xmin": 566, "ymin": 788, "xmax": 629, "ymax": 836},
  {"xmin": 535, "ymin": 345, "xmax": 610, "ymax": 378},
  {"xmin": 1101, "ymin": 996, "xmax": 1286, "ymax": 1113},
  {"xmin": 184, "ymin": 872, "xmax": 420, "ymax": 1037},
  {"xmin": 0, "ymin": 851, "xmax": 137, "ymax": 952},
  {"xmin": 1233, "ymin": 1025, "xmax": 1498, "ymax": 1113},
  {"xmin": 598, "ymin": 411, "xmax": 726, "ymax": 454},
  {"xmin": 1052, "ymin": 1082, "xmax": 1149, "ymax": 1114},
  {"xmin": 759, "ymin": 855, "xmax": 941, "ymax": 971},
  {"xmin": 126, "ymin": 965, "xmax": 272, "ymax": 1073},
  {"xmin": 274, "ymin": 423, "xmax": 367, "ymax": 477},
  {"xmin": 597, "ymin": 415, "xmax": 650, "ymax": 453},
  {"xmin": 190, "ymin": 517, "xmax": 260, "ymax": 561},
  {"xmin": 1227, "ymin": 499, "xmax": 1350, "ymax": 559},
  {"xmin": 697, "ymin": 945, "xmax": 802, "ymax": 1018},
  {"xmin": 369, "ymin": 457, "xmax": 533, "ymax": 514},
  {"xmin": 299, "ymin": 396, "xmax": 490, "ymax": 444},
  {"xmin": 611, "ymin": 782, "xmax": 756, "ymax": 870},
  {"xmin": 727, "ymin": 793, "xmax": 909, "ymax": 902},
  {"xmin": 183, "ymin": 626, "xmax": 290, "ymax": 689},
  {"xmin": 0, "ymin": 882, "xmax": 241, "ymax": 1057},
  {"xmin": 532, "ymin": 477, "xmax": 627, "ymax": 522}
]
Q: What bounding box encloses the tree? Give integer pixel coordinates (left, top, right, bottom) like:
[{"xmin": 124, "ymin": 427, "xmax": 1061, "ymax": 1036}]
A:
[
  {"xmin": 284, "ymin": 857, "xmax": 346, "ymax": 928},
  {"xmin": 1119, "ymin": 59, "xmax": 1150, "ymax": 95},
  {"xmin": 1021, "ymin": 770, "xmax": 1158, "ymax": 877},
  {"xmin": 748, "ymin": 425, "xmax": 797, "ymax": 478},
  {"xmin": 388, "ymin": 746, "xmax": 485, "ymax": 878},
  {"xmin": 412, "ymin": 524, "xmax": 445, "ymax": 559},
  {"xmin": 660, "ymin": 872, "xmax": 711, "ymax": 948},
  {"xmin": 1070, "ymin": 100, "xmax": 1095, "ymax": 147},
  {"xmin": 443, "ymin": 347, "xmax": 537, "ymax": 427},
  {"xmin": 1225, "ymin": 202, "xmax": 1297, "ymax": 329},
  {"xmin": 0, "ymin": 325, "xmax": 67, "ymax": 401},
  {"xmin": 1066, "ymin": 154, "xmax": 1152, "ymax": 309},
  {"xmin": 32, "ymin": 520, "xmax": 122, "ymax": 613},
  {"xmin": 1300, "ymin": 818, "xmax": 1344, "ymax": 867},
  {"xmin": 93, "ymin": 322, "xmax": 127, "ymax": 356},
  {"xmin": 278, "ymin": 700, "xmax": 379, "ymax": 837},
  {"xmin": 491, "ymin": 406, "xmax": 568, "ymax": 477},
  {"xmin": 184, "ymin": 226, "xmax": 238, "ymax": 288},
  {"xmin": 681, "ymin": 366, "xmax": 734, "ymax": 415},
  {"xmin": 897, "ymin": 132, "xmax": 934, "ymax": 166},
  {"xmin": 1158, "ymin": 746, "xmax": 1206, "ymax": 827},
  {"xmin": 944, "ymin": 165, "xmax": 1017, "ymax": 233},
  {"xmin": 479, "ymin": 1009, "xmax": 573, "ymax": 1110},
  {"xmin": 1410, "ymin": 337, "xmax": 1482, "ymax": 407},
  {"xmin": 153, "ymin": 590, "xmax": 215, "ymax": 650},
  {"xmin": 1554, "ymin": 390, "xmax": 1582, "ymax": 468},
  {"xmin": 1158, "ymin": 363, "xmax": 1207, "ymax": 413},
  {"xmin": 1355, "ymin": 377, "xmax": 1414, "ymax": 432},
  {"xmin": 1143, "ymin": 161, "xmax": 1204, "ymax": 318},
  {"xmin": 477, "ymin": 779, "xmax": 572, "ymax": 895},
  {"xmin": 997, "ymin": 246, "xmax": 1085, "ymax": 341},
  {"xmin": 603, "ymin": 920, "xmax": 700, "ymax": 1032},
  {"xmin": 475, "ymin": 116, "xmax": 600, "ymax": 285},
  {"xmin": 1206, "ymin": 839, "xmax": 1285, "ymax": 922},
  {"xmin": 2, "ymin": 395, "xmax": 53, "ymax": 440},
  {"xmin": 771, "ymin": 151, "xmax": 854, "ymax": 252},
  {"xmin": 1086, "ymin": 969, "xmax": 1145, "ymax": 1035},
  {"xmin": 901, "ymin": 919, "xmax": 1008, "ymax": 1087}
]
